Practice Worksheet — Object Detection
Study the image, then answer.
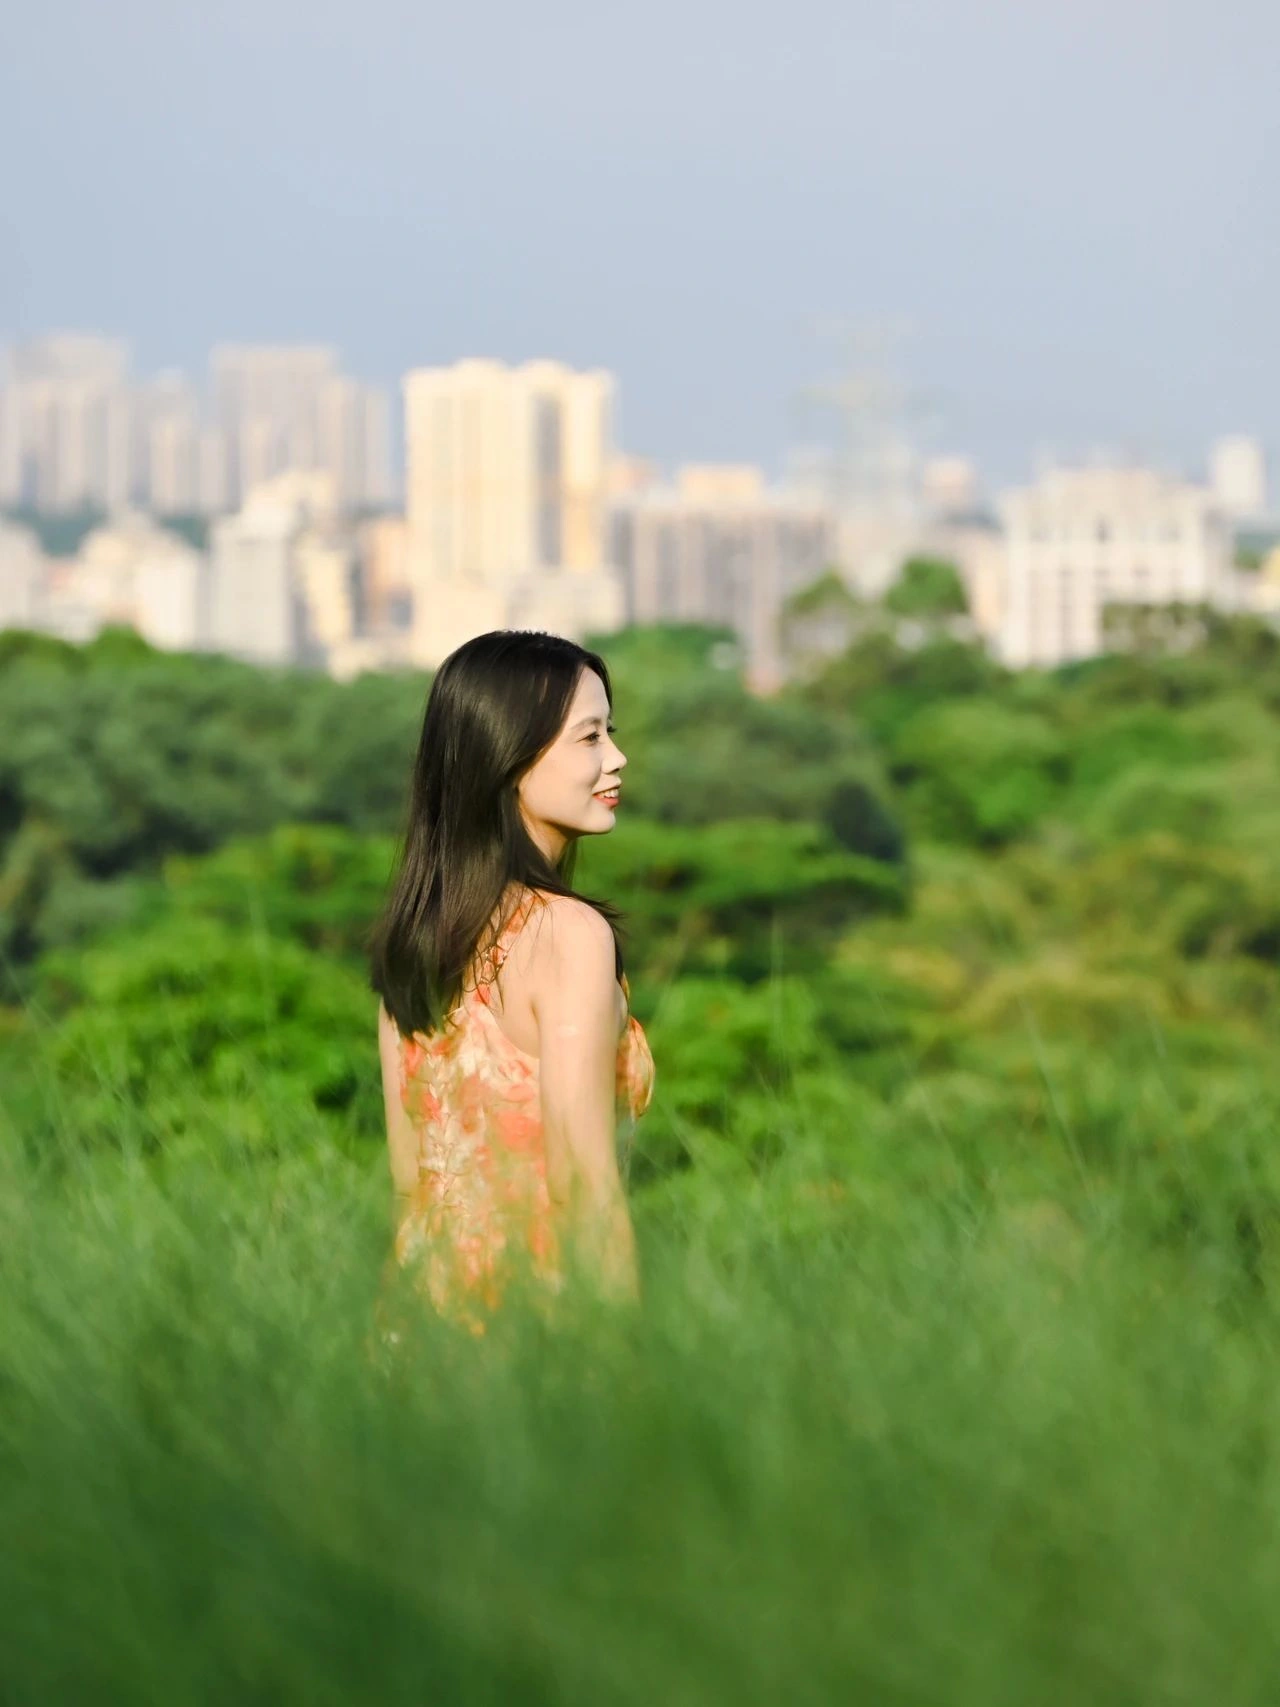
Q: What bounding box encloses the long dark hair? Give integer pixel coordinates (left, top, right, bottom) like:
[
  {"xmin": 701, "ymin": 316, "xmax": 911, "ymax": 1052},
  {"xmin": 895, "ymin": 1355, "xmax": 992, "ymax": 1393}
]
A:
[{"xmin": 368, "ymin": 629, "xmax": 626, "ymax": 1039}]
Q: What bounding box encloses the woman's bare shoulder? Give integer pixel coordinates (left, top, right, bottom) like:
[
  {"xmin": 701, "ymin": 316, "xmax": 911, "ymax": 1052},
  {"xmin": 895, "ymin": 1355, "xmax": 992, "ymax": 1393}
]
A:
[
  {"xmin": 520, "ymin": 892, "xmax": 614, "ymax": 965},
  {"xmin": 510, "ymin": 894, "xmax": 625, "ymax": 1037}
]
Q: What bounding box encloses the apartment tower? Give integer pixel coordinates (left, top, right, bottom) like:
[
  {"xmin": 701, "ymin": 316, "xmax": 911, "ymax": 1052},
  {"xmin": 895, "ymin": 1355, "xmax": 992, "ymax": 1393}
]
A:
[{"xmin": 404, "ymin": 358, "xmax": 620, "ymax": 666}]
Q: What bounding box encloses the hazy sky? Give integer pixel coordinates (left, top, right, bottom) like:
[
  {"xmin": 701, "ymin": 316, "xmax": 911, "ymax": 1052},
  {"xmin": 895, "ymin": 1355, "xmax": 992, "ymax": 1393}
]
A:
[{"xmin": 2, "ymin": 0, "xmax": 1276, "ymax": 490}]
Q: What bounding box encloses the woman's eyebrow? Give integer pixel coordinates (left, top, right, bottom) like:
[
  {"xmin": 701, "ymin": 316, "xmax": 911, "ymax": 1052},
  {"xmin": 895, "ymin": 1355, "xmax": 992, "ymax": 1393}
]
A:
[{"xmin": 570, "ymin": 715, "xmax": 608, "ymax": 731}]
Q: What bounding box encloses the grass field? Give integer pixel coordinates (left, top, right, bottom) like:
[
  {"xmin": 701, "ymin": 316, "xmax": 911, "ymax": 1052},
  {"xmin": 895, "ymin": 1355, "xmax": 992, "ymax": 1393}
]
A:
[
  {"xmin": 4, "ymin": 1077, "xmax": 1280, "ymax": 1707},
  {"xmin": 4, "ymin": 623, "xmax": 1280, "ymax": 1701}
]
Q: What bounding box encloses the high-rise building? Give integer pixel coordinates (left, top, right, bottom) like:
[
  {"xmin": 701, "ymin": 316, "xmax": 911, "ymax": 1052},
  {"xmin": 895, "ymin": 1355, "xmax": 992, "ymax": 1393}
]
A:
[
  {"xmin": 132, "ymin": 531, "xmax": 208, "ymax": 651},
  {"xmin": 609, "ymin": 465, "xmax": 837, "ymax": 693},
  {"xmin": 319, "ymin": 375, "xmax": 394, "ymax": 513},
  {"xmin": 0, "ymin": 519, "xmax": 45, "ymax": 630},
  {"xmin": 207, "ymin": 476, "xmax": 315, "ymax": 664},
  {"xmin": 67, "ymin": 512, "xmax": 206, "ymax": 651},
  {"xmin": 212, "ymin": 345, "xmax": 334, "ymax": 504},
  {"xmin": 137, "ymin": 371, "xmax": 201, "ymax": 515},
  {"xmin": 293, "ymin": 528, "xmax": 358, "ymax": 662},
  {"xmin": 403, "ymin": 358, "xmax": 622, "ymax": 666},
  {"xmin": 1247, "ymin": 545, "xmax": 1280, "ymax": 618},
  {"xmin": 359, "ymin": 515, "xmax": 411, "ymax": 632},
  {"xmin": 1, "ymin": 335, "xmax": 133, "ymax": 511},
  {"xmin": 210, "ymin": 345, "xmax": 392, "ymax": 512},
  {"xmin": 1209, "ymin": 435, "xmax": 1268, "ymax": 520},
  {"xmin": 3, "ymin": 334, "xmax": 391, "ymax": 520},
  {"xmin": 206, "ymin": 471, "xmax": 365, "ymax": 668},
  {"xmin": 997, "ymin": 464, "xmax": 1235, "ymax": 668},
  {"xmin": 196, "ymin": 427, "xmax": 231, "ymax": 514},
  {"xmin": 0, "ymin": 351, "xmax": 20, "ymax": 507}
]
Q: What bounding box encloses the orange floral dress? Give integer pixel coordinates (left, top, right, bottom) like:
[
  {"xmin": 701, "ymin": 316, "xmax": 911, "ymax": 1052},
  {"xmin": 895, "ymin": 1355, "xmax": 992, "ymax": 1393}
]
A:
[{"xmin": 388, "ymin": 891, "xmax": 655, "ymax": 1335}]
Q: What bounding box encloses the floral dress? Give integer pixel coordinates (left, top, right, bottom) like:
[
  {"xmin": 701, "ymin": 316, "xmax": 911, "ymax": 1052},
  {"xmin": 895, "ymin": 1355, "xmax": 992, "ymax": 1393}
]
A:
[{"xmin": 388, "ymin": 890, "xmax": 655, "ymax": 1335}]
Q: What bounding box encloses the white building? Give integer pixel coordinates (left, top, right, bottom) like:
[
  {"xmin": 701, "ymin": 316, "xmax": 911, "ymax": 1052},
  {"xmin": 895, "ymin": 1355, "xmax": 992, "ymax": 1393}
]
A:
[
  {"xmin": 326, "ymin": 630, "xmax": 417, "ymax": 682},
  {"xmin": 404, "ymin": 358, "xmax": 624, "ymax": 667},
  {"xmin": 34, "ymin": 512, "xmax": 207, "ymax": 652},
  {"xmin": 609, "ymin": 465, "xmax": 837, "ymax": 693},
  {"xmin": 294, "ymin": 528, "xmax": 358, "ymax": 660},
  {"xmin": 0, "ymin": 352, "xmax": 20, "ymax": 506},
  {"xmin": 210, "ymin": 345, "xmax": 392, "ymax": 513},
  {"xmin": 1, "ymin": 335, "xmax": 133, "ymax": 512},
  {"xmin": 208, "ymin": 480, "xmax": 310, "ymax": 664},
  {"xmin": 997, "ymin": 464, "xmax": 1235, "ymax": 668},
  {"xmin": 1209, "ymin": 435, "xmax": 1268, "ymax": 521},
  {"xmin": 1246, "ymin": 546, "xmax": 1280, "ymax": 619},
  {"xmin": 0, "ymin": 519, "xmax": 46, "ymax": 630},
  {"xmin": 359, "ymin": 515, "xmax": 411, "ymax": 633},
  {"xmin": 1, "ymin": 335, "xmax": 393, "ymax": 519},
  {"xmin": 317, "ymin": 375, "xmax": 394, "ymax": 512},
  {"xmin": 207, "ymin": 471, "xmax": 361, "ymax": 668},
  {"xmin": 136, "ymin": 371, "xmax": 202, "ymax": 515},
  {"xmin": 196, "ymin": 426, "xmax": 232, "ymax": 514}
]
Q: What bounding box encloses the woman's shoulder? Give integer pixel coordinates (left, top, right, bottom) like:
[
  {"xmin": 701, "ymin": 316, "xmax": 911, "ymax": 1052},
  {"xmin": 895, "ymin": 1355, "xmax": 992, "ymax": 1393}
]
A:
[
  {"xmin": 507, "ymin": 883, "xmax": 601, "ymax": 923},
  {"xmin": 513, "ymin": 889, "xmax": 614, "ymax": 967},
  {"xmin": 530, "ymin": 889, "xmax": 611, "ymax": 932}
]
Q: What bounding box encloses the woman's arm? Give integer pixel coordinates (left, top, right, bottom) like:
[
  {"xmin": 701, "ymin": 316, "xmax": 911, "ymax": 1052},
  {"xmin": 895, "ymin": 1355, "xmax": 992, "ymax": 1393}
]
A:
[{"xmin": 528, "ymin": 898, "xmax": 639, "ymax": 1304}]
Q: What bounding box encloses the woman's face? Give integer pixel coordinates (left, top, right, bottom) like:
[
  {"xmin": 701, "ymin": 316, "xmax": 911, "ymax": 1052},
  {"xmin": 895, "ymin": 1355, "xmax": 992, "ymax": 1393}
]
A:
[{"xmin": 517, "ymin": 668, "xmax": 627, "ymax": 863}]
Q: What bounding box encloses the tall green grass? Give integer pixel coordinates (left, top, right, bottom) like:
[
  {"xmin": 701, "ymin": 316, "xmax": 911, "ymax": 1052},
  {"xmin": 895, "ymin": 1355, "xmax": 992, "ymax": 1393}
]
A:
[{"xmin": 4, "ymin": 1080, "xmax": 1280, "ymax": 1706}]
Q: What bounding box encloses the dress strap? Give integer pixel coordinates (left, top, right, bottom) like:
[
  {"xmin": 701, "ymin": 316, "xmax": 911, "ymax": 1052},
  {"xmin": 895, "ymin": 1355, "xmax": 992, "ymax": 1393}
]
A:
[{"xmin": 484, "ymin": 889, "xmax": 539, "ymax": 976}]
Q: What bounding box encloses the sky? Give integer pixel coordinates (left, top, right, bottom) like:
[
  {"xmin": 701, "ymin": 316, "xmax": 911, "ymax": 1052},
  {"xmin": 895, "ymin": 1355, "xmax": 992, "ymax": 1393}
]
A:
[{"xmin": 2, "ymin": 0, "xmax": 1276, "ymax": 493}]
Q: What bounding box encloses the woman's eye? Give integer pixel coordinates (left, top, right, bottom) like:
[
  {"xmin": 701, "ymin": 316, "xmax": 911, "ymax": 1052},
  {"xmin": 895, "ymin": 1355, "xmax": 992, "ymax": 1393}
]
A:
[{"xmin": 584, "ymin": 728, "xmax": 617, "ymax": 743}]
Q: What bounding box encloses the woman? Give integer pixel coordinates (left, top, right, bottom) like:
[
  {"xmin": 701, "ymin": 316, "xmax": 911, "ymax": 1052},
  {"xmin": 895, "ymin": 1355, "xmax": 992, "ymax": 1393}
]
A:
[{"xmin": 368, "ymin": 629, "xmax": 655, "ymax": 1337}]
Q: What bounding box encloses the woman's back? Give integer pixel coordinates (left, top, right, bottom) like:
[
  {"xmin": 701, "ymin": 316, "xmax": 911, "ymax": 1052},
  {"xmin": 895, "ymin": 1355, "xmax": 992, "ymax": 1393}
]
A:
[{"xmin": 385, "ymin": 886, "xmax": 655, "ymax": 1330}]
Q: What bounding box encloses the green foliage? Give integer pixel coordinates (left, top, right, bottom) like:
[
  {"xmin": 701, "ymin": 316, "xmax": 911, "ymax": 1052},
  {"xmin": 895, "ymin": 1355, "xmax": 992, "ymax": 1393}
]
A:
[
  {"xmin": 2, "ymin": 607, "xmax": 1279, "ymax": 1258},
  {"xmin": 4, "ymin": 610, "xmax": 1280, "ymax": 1698},
  {"xmin": 1059, "ymin": 701, "xmax": 1238, "ymax": 799},
  {"xmin": 821, "ymin": 776, "xmax": 906, "ymax": 864},
  {"xmin": 1061, "ymin": 613, "xmax": 1280, "ymax": 709},
  {"xmin": 780, "ymin": 567, "xmax": 861, "ymax": 622},
  {"xmin": 887, "ymin": 699, "xmax": 1068, "ymax": 846},
  {"xmin": 0, "ymin": 622, "xmax": 909, "ymax": 983},
  {"xmin": 0, "ymin": 631, "xmax": 430, "ymax": 984},
  {"xmin": 778, "ymin": 569, "xmax": 867, "ymax": 677},
  {"xmin": 161, "ymin": 823, "xmax": 399, "ymax": 957},
  {"xmin": 792, "ymin": 629, "xmax": 1005, "ymax": 736},
  {"xmin": 16, "ymin": 911, "xmax": 381, "ymax": 1168},
  {"xmin": 9, "ymin": 1131, "xmax": 1280, "ymax": 1702},
  {"xmin": 883, "ymin": 554, "xmax": 969, "ymax": 618},
  {"xmin": 582, "ymin": 815, "xmax": 906, "ymax": 982},
  {"xmin": 592, "ymin": 633, "xmax": 899, "ymax": 845},
  {"xmin": 631, "ymin": 975, "xmax": 842, "ymax": 1179}
]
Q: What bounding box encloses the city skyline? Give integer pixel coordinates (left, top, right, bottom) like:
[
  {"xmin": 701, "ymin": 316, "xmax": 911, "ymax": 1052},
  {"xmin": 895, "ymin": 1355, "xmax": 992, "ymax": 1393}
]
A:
[
  {"xmin": 1, "ymin": 328, "xmax": 1273, "ymax": 520},
  {"xmin": 0, "ymin": 335, "xmax": 393, "ymax": 516},
  {"xmin": 3, "ymin": 2, "xmax": 1276, "ymax": 491},
  {"xmin": 3, "ymin": 342, "xmax": 1276, "ymax": 692}
]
